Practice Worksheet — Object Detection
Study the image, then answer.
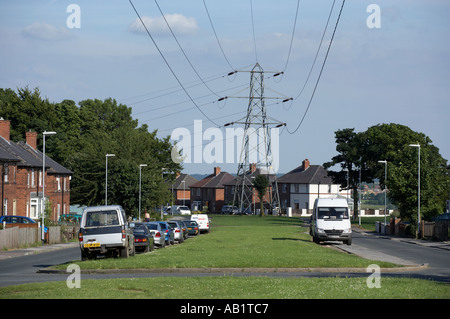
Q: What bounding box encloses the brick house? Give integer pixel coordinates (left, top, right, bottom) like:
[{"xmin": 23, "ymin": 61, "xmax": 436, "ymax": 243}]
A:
[
  {"xmin": 223, "ymin": 163, "xmax": 277, "ymax": 213},
  {"xmin": 0, "ymin": 119, "xmax": 72, "ymax": 222},
  {"xmin": 190, "ymin": 167, "xmax": 234, "ymax": 213},
  {"xmin": 171, "ymin": 172, "xmax": 198, "ymax": 207}
]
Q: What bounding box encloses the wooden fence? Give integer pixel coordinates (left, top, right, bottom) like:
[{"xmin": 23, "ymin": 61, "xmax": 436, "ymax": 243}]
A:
[{"xmin": 0, "ymin": 225, "xmax": 64, "ymax": 250}]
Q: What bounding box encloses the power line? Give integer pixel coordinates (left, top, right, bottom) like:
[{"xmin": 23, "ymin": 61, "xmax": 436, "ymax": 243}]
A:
[
  {"xmin": 250, "ymin": 0, "xmax": 258, "ymax": 63},
  {"xmin": 128, "ymin": 0, "xmax": 221, "ymax": 127},
  {"xmin": 154, "ymin": 0, "xmax": 221, "ymax": 98},
  {"xmin": 202, "ymin": 0, "xmax": 235, "ymax": 71},
  {"xmin": 282, "ymin": 0, "xmax": 301, "ymax": 73},
  {"xmin": 286, "ymin": 0, "xmax": 346, "ymax": 135}
]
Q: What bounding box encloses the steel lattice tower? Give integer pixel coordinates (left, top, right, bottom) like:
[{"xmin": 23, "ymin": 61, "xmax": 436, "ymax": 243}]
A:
[{"xmin": 227, "ymin": 63, "xmax": 285, "ymax": 214}]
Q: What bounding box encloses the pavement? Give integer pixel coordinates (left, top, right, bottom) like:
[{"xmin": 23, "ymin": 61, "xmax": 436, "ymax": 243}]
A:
[{"xmin": 0, "ymin": 242, "xmax": 79, "ymax": 260}]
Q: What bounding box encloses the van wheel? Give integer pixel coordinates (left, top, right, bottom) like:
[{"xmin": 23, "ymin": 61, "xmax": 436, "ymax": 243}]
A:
[
  {"xmin": 346, "ymin": 238, "xmax": 352, "ymax": 246},
  {"xmin": 120, "ymin": 246, "xmax": 129, "ymax": 258}
]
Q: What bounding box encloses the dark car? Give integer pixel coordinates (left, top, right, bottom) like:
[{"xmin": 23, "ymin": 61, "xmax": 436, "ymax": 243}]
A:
[
  {"xmin": 129, "ymin": 222, "xmax": 154, "ymax": 253},
  {"xmin": 185, "ymin": 220, "xmax": 199, "ymax": 236}
]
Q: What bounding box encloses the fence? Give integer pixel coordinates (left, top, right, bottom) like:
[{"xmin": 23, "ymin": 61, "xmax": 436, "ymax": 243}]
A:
[
  {"xmin": 0, "ymin": 225, "xmax": 65, "ymax": 249},
  {"xmin": 0, "ymin": 225, "xmax": 39, "ymax": 250}
]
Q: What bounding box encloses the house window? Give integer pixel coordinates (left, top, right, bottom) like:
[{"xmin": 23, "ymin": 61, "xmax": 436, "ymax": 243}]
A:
[
  {"xmin": 282, "ymin": 184, "xmax": 287, "ymax": 193},
  {"xmin": 57, "ymin": 177, "xmax": 61, "ymax": 191},
  {"xmin": 31, "ymin": 169, "xmax": 35, "ymax": 187},
  {"xmin": 197, "ymin": 188, "xmax": 200, "ymax": 196},
  {"xmin": 30, "ymin": 198, "xmax": 39, "ymax": 219},
  {"xmin": 39, "ymin": 170, "xmax": 42, "ymax": 187}
]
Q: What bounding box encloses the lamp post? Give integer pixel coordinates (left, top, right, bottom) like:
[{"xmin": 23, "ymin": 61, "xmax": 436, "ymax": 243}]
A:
[
  {"xmin": 378, "ymin": 160, "xmax": 387, "ymax": 234},
  {"xmin": 181, "ymin": 180, "xmax": 186, "ymax": 206},
  {"xmin": 42, "ymin": 131, "xmax": 56, "ymax": 243},
  {"xmin": 409, "ymin": 144, "xmax": 421, "ymax": 238},
  {"xmin": 139, "ymin": 164, "xmax": 148, "ymax": 222},
  {"xmin": 105, "ymin": 154, "xmax": 115, "ymax": 205}
]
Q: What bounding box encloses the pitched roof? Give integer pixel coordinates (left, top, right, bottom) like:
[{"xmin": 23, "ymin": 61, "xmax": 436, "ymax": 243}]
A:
[
  {"xmin": 278, "ymin": 165, "xmax": 333, "ymax": 184},
  {"xmin": 0, "ymin": 136, "xmax": 72, "ymax": 175},
  {"xmin": 191, "ymin": 171, "xmax": 235, "ymax": 189},
  {"xmin": 172, "ymin": 173, "xmax": 198, "ymax": 190}
]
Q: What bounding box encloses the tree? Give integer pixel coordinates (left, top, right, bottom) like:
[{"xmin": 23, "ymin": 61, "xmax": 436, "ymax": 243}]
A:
[
  {"xmin": 360, "ymin": 123, "xmax": 449, "ymax": 223},
  {"xmin": 323, "ymin": 128, "xmax": 370, "ymax": 219},
  {"xmin": 0, "ymin": 87, "xmax": 182, "ymax": 219},
  {"xmin": 253, "ymin": 174, "xmax": 269, "ymax": 217},
  {"xmin": 325, "ymin": 123, "xmax": 449, "ymax": 226}
]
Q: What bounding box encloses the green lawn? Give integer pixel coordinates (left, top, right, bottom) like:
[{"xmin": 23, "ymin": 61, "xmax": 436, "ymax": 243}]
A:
[
  {"xmin": 1, "ymin": 276, "xmax": 448, "ymax": 299},
  {"xmin": 64, "ymin": 215, "xmax": 395, "ymax": 270},
  {"xmin": 1, "ymin": 215, "xmax": 448, "ymax": 299}
]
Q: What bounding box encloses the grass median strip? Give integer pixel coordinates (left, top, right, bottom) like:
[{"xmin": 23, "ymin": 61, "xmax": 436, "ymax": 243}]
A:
[{"xmin": 57, "ymin": 215, "xmax": 396, "ymax": 270}]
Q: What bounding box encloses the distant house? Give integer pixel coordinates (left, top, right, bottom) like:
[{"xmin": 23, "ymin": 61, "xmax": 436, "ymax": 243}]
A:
[
  {"xmin": 223, "ymin": 163, "xmax": 278, "ymax": 213},
  {"xmin": 277, "ymin": 159, "xmax": 341, "ymax": 215},
  {"xmin": 0, "ymin": 119, "xmax": 72, "ymax": 222},
  {"xmin": 190, "ymin": 167, "xmax": 234, "ymax": 213},
  {"xmin": 171, "ymin": 172, "xmax": 198, "ymax": 207}
]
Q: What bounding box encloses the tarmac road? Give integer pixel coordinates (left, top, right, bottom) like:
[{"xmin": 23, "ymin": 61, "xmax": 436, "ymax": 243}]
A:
[{"xmin": 0, "ymin": 227, "xmax": 449, "ymax": 288}]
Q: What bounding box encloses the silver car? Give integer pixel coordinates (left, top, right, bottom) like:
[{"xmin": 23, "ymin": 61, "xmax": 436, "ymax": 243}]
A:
[
  {"xmin": 167, "ymin": 220, "xmax": 184, "ymax": 243},
  {"xmin": 144, "ymin": 222, "xmax": 165, "ymax": 248}
]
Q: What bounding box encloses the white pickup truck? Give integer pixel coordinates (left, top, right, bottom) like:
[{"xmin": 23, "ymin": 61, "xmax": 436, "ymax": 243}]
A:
[{"xmin": 78, "ymin": 205, "xmax": 135, "ymax": 260}]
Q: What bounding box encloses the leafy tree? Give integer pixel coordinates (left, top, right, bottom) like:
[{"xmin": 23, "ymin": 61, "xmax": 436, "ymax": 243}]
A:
[
  {"xmin": 360, "ymin": 124, "xmax": 449, "ymax": 223},
  {"xmin": 325, "ymin": 123, "xmax": 449, "ymax": 226},
  {"xmin": 323, "ymin": 128, "xmax": 370, "ymax": 219},
  {"xmin": 0, "ymin": 87, "xmax": 182, "ymax": 219},
  {"xmin": 253, "ymin": 174, "xmax": 269, "ymax": 217}
]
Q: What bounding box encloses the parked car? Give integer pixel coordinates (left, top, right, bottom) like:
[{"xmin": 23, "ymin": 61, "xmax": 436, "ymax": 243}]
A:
[
  {"xmin": 145, "ymin": 222, "xmax": 165, "ymax": 248},
  {"xmin": 167, "ymin": 220, "xmax": 184, "ymax": 243},
  {"xmin": 58, "ymin": 213, "xmax": 82, "ymax": 225},
  {"xmin": 129, "ymin": 222, "xmax": 154, "ymax": 253},
  {"xmin": 158, "ymin": 221, "xmax": 175, "ymax": 245},
  {"xmin": 78, "ymin": 205, "xmax": 135, "ymax": 260},
  {"xmin": 171, "ymin": 205, "xmax": 191, "ymax": 215},
  {"xmin": 0, "ymin": 215, "xmax": 48, "ymax": 233},
  {"xmin": 177, "ymin": 220, "xmax": 189, "ymax": 239},
  {"xmin": 221, "ymin": 205, "xmax": 239, "ymax": 215},
  {"xmin": 185, "ymin": 220, "xmax": 199, "ymax": 236}
]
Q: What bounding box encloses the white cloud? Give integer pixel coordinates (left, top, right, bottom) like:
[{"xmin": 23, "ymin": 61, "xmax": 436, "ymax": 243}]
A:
[
  {"xmin": 128, "ymin": 14, "xmax": 198, "ymax": 36},
  {"xmin": 21, "ymin": 22, "xmax": 73, "ymax": 41}
]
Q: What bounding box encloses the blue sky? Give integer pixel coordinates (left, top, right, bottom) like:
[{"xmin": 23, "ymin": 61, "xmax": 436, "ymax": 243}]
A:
[{"xmin": 1, "ymin": 0, "xmax": 449, "ymax": 175}]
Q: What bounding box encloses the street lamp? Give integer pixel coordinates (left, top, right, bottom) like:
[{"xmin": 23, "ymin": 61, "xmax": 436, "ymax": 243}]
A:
[
  {"xmin": 409, "ymin": 144, "xmax": 421, "ymax": 238},
  {"xmin": 105, "ymin": 154, "xmax": 115, "ymax": 205},
  {"xmin": 139, "ymin": 164, "xmax": 148, "ymax": 222},
  {"xmin": 181, "ymin": 180, "xmax": 186, "ymax": 206},
  {"xmin": 378, "ymin": 160, "xmax": 387, "ymax": 234},
  {"xmin": 42, "ymin": 131, "xmax": 56, "ymax": 243}
]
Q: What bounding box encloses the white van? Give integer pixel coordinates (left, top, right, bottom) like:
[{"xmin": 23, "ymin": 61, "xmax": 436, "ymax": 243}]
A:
[
  {"xmin": 78, "ymin": 205, "xmax": 135, "ymax": 260},
  {"xmin": 191, "ymin": 214, "xmax": 210, "ymax": 233},
  {"xmin": 310, "ymin": 198, "xmax": 352, "ymax": 245}
]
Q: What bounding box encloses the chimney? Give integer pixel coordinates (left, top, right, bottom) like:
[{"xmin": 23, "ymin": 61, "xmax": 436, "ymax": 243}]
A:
[
  {"xmin": 26, "ymin": 131, "xmax": 38, "ymax": 150},
  {"xmin": 302, "ymin": 159, "xmax": 310, "ymax": 170},
  {"xmin": 214, "ymin": 167, "xmax": 221, "ymax": 176},
  {"xmin": 0, "ymin": 118, "xmax": 10, "ymax": 141}
]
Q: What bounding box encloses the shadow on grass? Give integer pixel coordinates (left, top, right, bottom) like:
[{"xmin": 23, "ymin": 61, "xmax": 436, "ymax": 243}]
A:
[{"xmin": 272, "ymin": 237, "xmax": 310, "ymax": 243}]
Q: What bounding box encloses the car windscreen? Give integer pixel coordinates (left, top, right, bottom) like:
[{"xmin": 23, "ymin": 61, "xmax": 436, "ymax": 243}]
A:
[
  {"xmin": 318, "ymin": 207, "xmax": 349, "ymax": 220},
  {"xmin": 85, "ymin": 210, "xmax": 119, "ymax": 227},
  {"xmin": 145, "ymin": 223, "xmax": 158, "ymax": 230}
]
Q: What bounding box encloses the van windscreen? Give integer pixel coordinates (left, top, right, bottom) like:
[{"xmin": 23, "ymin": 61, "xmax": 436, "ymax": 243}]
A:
[
  {"xmin": 318, "ymin": 207, "xmax": 349, "ymax": 220},
  {"xmin": 85, "ymin": 210, "xmax": 119, "ymax": 227}
]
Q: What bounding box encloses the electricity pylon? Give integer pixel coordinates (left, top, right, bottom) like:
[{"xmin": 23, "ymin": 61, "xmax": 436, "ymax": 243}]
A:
[{"xmin": 224, "ymin": 63, "xmax": 287, "ymax": 214}]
